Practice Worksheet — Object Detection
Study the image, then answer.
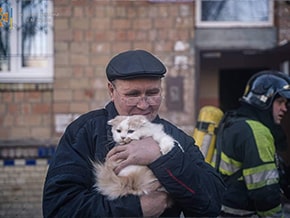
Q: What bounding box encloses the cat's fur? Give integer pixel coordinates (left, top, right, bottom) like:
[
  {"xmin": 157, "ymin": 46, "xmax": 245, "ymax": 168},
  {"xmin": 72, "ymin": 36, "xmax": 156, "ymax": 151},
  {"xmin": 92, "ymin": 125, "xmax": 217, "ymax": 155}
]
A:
[{"xmin": 92, "ymin": 115, "xmax": 175, "ymax": 200}]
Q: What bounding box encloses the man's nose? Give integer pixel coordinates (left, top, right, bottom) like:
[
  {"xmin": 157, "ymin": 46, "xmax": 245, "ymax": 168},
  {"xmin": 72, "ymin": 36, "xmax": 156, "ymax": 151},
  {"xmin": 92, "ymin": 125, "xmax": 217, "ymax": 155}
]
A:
[
  {"xmin": 282, "ymin": 102, "xmax": 288, "ymax": 112},
  {"xmin": 284, "ymin": 103, "xmax": 288, "ymax": 112},
  {"xmin": 136, "ymin": 97, "xmax": 150, "ymax": 109}
]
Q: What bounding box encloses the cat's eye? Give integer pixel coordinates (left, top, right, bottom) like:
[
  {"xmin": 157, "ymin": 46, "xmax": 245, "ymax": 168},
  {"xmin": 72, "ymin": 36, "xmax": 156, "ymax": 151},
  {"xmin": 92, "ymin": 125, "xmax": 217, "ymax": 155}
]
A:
[
  {"xmin": 116, "ymin": 129, "xmax": 121, "ymax": 133},
  {"xmin": 127, "ymin": 130, "xmax": 134, "ymax": 134}
]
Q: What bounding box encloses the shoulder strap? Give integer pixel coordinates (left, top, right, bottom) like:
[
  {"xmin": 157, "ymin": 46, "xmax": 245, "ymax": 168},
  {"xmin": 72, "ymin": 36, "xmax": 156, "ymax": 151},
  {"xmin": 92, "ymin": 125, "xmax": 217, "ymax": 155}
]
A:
[
  {"xmin": 215, "ymin": 111, "xmax": 236, "ymax": 170},
  {"xmin": 215, "ymin": 111, "xmax": 245, "ymax": 185},
  {"xmin": 223, "ymin": 169, "xmax": 243, "ymax": 185}
]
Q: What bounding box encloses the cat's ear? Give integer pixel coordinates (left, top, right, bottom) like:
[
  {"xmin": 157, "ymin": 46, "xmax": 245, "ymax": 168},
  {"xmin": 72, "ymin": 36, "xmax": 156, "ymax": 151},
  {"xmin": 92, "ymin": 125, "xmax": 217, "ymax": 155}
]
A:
[
  {"xmin": 107, "ymin": 116, "xmax": 125, "ymax": 126},
  {"xmin": 134, "ymin": 115, "xmax": 148, "ymax": 126},
  {"xmin": 141, "ymin": 116, "xmax": 148, "ymax": 125},
  {"xmin": 107, "ymin": 119, "xmax": 115, "ymax": 126}
]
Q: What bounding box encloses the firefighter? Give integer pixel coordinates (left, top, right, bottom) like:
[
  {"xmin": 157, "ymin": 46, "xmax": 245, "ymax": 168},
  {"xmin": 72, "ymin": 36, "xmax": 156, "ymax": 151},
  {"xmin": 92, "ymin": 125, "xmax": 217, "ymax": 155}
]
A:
[{"xmin": 213, "ymin": 70, "xmax": 290, "ymax": 217}]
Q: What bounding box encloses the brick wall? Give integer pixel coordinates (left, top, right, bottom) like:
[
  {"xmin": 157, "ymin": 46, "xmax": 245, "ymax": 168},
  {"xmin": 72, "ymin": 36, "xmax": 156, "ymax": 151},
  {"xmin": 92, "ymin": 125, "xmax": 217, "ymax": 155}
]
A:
[
  {"xmin": 0, "ymin": 165, "xmax": 48, "ymax": 218},
  {"xmin": 277, "ymin": 1, "xmax": 290, "ymax": 42},
  {"xmin": 53, "ymin": 0, "xmax": 196, "ymax": 137},
  {"xmin": 0, "ymin": 1, "xmax": 195, "ymax": 216},
  {"xmin": 0, "ymin": 84, "xmax": 53, "ymax": 140},
  {"xmin": 0, "ymin": 145, "xmax": 55, "ymax": 217}
]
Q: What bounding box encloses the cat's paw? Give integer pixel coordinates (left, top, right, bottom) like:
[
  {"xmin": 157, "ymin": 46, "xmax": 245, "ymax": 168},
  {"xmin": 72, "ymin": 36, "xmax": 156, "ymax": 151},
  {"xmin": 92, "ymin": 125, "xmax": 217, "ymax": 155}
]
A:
[{"xmin": 159, "ymin": 139, "xmax": 175, "ymax": 155}]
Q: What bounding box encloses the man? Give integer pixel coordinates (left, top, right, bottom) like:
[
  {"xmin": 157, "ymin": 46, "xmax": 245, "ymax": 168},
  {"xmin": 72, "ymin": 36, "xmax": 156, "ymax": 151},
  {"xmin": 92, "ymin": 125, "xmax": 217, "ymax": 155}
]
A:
[
  {"xmin": 42, "ymin": 50, "xmax": 225, "ymax": 217},
  {"xmin": 213, "ymin": 71, "xmax": 290, "ymax": 217}
]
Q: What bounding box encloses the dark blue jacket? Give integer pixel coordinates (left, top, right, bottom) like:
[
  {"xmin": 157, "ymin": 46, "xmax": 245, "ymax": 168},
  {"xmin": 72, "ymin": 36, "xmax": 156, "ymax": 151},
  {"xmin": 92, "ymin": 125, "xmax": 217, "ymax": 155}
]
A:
[{"xmin": 42, "ymin": 102, "xmax": 225, "ymax": 217}]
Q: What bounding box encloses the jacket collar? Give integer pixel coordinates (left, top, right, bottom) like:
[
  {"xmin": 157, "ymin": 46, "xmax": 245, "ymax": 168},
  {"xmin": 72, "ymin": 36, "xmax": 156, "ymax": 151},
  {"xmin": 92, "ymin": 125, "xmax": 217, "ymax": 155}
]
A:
[{"xmin": 105, "ymin": 101, "xmax": 119, "ymax": 121}]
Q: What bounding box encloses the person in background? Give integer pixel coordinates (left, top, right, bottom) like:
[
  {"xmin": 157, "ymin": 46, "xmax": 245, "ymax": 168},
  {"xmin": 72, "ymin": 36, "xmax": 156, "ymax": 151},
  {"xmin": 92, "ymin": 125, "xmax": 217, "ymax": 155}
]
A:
[
  {"xmin": 42, "ymin": 49, "xmax": 225, "ymax": 217},
  {"xmin": 213, "ymin": 70, "xmax": 290, "ymax": 217}
]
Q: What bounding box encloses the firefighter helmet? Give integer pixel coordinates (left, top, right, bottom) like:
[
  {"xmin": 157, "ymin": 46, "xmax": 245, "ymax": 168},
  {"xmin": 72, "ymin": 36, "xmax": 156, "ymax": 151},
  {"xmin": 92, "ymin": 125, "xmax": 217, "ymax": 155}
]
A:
[{"xmin": 241, "ymin": 70, "xmax": 290, "ymax": 110}]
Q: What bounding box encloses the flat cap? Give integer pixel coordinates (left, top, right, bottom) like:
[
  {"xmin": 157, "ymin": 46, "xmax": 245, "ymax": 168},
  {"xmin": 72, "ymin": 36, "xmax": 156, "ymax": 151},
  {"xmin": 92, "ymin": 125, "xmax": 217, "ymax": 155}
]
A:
[{"xmin": 106, "ymin": 50, "xmax": 166, "ymax": 81}]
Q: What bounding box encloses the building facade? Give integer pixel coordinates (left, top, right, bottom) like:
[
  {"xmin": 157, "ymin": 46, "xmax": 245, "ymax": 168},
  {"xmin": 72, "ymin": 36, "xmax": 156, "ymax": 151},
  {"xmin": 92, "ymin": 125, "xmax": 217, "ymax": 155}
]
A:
[{"xmin": 0, "ymin": 0, "xmax": 289, "ymax": 217}]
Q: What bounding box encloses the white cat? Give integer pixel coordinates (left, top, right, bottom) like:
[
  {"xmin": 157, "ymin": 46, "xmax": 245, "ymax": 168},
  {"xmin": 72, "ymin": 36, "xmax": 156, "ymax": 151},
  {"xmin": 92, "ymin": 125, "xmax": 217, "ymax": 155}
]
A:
[{"xmin": 92, "ymin": 115, "xmax": 176, "ymax": 201}]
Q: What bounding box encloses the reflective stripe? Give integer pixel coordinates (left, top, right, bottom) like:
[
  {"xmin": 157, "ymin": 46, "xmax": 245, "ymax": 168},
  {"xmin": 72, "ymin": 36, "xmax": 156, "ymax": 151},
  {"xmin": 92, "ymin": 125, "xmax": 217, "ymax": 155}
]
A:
[
  {"xmin": 244, "ymin": 163, "xmax": 279, "ymax": 190},
  {"xmin": 217, "ymin": 120, "xmax": 278, "ymax": 184},
  {"xmin": 243, "ymin": 163, "xmax": 279, "ymax": 184},
  {"xmin": 244, "ymin": 163, "xmax": 277, "ymax": 177},
  {"xmin": 222, "ymin": 204, "xmax": 282, "ymax": 218},
  {"xmin": 219, "ymin": 152, "xmax": 242, "ymax": 175},
  {"xmin": 257, "ymin": 204, "xmax": 282, "ymax": 217},
  {"xmin": 222, "ymin": 205, "xmax": 256, "ymax": 216},
  {"xmin": 246, "ymin": 120, "xmax": 275, "ymax": 162},
  {"xmin": 210, "ymin": 151, "xmax": 216, "ymax": 167},
  {"xmin": 246, "ymin": 176, "xmax": 278, "ymax": 190}
]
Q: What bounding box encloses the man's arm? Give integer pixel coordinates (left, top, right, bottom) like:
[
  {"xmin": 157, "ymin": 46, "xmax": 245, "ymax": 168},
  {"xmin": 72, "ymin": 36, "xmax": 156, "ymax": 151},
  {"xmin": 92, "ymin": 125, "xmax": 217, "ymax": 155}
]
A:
[
  {"xmin": 149, "ymin": 140, "xmax": 225, "ymax": 217},
  {"xmin": 42, "ymin": 116, "xmax": 144, "ymax": 217},
  {"xmin": 107, "ymin": 135, "xmax": 225, "ymax": 217}
]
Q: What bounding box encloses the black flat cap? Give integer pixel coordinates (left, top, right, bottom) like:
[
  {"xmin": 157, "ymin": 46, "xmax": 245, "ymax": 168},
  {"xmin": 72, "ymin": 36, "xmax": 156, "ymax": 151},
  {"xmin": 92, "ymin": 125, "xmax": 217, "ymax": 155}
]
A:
[{"xmin": 106, "ymin": 50, "xmax": 166, "ymax": 81}]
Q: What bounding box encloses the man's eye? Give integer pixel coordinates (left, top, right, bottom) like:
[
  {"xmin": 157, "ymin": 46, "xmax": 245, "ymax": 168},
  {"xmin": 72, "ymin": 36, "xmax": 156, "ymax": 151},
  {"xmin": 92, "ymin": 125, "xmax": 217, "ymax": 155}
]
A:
[
  {"xmin": 146, "ymin": 90, "xmax": 160, "ymax": 96},
  {"xmin": 123, "ymin": 92, "xmax": 138, "ymax": 97},
  {"xmin": 147, "ymin": 93, "xmax": 159, "ymax": 96},
  {"xmin": 278, "ymin": 99, "xmax": 287, "ymax": 104}
]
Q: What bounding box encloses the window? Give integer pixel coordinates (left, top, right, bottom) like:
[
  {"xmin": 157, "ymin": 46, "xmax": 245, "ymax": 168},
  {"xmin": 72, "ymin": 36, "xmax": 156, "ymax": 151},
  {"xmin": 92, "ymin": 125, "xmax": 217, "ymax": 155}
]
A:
[
  {"xmin": 196, "ymin": 0, "xmax": 273, "ymax": 28},
  {"xmin": 0, "ymin": 0, "xmax": 53, "ymax": 83}
]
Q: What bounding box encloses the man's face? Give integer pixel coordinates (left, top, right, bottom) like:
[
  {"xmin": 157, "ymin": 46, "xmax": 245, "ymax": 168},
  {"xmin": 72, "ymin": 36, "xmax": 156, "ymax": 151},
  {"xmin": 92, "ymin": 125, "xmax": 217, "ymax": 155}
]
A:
[
  {"xmin": 272, "ymin": 96, "xmax": 288, "ymax": 124},
  {"xmin": 108, "ymin": 78, "xmax": 162, "ymax": 121}
]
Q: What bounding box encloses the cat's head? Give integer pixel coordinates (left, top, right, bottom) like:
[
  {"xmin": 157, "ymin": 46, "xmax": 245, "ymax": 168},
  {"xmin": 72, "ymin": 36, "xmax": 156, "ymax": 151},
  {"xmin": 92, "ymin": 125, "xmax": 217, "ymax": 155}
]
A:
[{"xmin": 107, "ymin": 115, "xmax": 148, "ymax": 144}]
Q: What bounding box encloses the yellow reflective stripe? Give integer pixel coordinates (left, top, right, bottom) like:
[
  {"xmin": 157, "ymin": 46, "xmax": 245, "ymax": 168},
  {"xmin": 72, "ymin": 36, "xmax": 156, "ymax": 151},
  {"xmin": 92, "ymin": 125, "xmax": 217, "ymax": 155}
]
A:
[
  {"xmin": 257, "ymin": 204, "xmax": 282, "ymax": 217},
  {"xmin": 244, "ymin": 169, "xmax": 279, "ymax": 188},
  {"xmin": 219, "ymin": 152, "xmax": 242, "ymax": 176},
  {"xmin": 246, "ymin": 120, "xmax": 275, "ymax": 162},
  {"xmin": 246, "ymin": 177, "xmax": 278, "ymax": 190},
  {"xmin": 244, "ymin": 163, "xmax": 279, "ymax": 190},
  {"xmin": 244, "ymin": 163, "xmax": 277, "ymax": 176}
]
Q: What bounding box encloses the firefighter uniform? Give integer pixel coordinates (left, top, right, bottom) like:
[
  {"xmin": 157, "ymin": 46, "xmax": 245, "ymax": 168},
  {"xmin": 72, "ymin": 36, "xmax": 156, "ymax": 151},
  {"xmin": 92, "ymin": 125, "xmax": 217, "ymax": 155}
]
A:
[
  {"xmin": 212, "ymin": 71, "xmax": 290, "ymax": 217},
  {"xmin": 214, "ymin": 107, "xmax": 282, "ymax": 217}
]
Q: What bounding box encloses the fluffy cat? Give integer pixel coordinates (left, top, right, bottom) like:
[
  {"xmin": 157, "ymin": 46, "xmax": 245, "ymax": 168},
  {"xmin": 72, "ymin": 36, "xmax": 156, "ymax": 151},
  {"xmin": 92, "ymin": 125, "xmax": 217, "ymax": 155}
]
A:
[{"xmin": 92, "ymin": 115, "xmax": 176, "ymax": 200}]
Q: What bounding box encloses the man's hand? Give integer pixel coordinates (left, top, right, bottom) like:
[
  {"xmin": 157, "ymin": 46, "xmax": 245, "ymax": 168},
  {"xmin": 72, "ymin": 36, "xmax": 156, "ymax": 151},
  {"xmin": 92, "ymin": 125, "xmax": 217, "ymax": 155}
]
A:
[
  {"xmin": 107, "ymin": 137, "xmax": 161, "ymax": 174},
  {"xmin": 140, "ymin": 191, "xmax": 170, "ymax": 217}
]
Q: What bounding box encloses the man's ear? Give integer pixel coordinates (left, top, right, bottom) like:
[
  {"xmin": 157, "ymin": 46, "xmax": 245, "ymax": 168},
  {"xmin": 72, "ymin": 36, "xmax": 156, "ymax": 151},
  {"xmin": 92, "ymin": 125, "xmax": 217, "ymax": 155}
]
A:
[{"xmin": 108, "ymin": 82, "xmax": 114, "ymax": 98}]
